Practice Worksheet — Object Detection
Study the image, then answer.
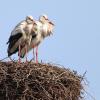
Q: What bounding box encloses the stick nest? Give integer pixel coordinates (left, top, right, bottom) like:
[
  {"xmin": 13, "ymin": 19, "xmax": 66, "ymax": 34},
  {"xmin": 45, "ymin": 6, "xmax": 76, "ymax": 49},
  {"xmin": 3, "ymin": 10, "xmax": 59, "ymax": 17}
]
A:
[{"xmin": 0, "ymin": 62, "xmax": 84, "ymax": 100}]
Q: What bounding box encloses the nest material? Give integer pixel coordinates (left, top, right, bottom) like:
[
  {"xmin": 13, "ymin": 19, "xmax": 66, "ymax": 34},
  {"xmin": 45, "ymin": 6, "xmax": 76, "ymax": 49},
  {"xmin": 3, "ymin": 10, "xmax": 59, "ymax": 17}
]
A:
[{"xmin": 0, "ymin": 62, "xmax": 83, "ymax": 100}]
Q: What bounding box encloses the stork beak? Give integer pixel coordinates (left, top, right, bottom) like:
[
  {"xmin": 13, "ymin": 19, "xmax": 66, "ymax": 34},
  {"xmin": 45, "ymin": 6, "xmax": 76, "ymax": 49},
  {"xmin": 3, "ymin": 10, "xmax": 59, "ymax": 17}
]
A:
[{"xmin": 49, "ymin": 21, "xmax": 54, "ymax": 26}]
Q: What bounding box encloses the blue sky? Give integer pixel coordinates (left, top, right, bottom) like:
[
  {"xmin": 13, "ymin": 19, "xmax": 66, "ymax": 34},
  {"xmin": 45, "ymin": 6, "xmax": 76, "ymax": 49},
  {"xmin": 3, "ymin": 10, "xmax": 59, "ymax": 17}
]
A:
[{"xmin": 0, "ymin": 0, "xmax": 99, "ymax": 99}]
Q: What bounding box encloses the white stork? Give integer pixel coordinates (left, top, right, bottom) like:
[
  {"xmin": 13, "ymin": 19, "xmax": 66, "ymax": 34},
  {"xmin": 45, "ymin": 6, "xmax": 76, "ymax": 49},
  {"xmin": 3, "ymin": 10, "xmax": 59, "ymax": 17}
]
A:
[
  {"xmin": 7, "ymin": 15, "xmax": 36, "ymax": 62},
  {"xmin": 20, "ymin": 14, "xmax": 54, "ymax": 63}
]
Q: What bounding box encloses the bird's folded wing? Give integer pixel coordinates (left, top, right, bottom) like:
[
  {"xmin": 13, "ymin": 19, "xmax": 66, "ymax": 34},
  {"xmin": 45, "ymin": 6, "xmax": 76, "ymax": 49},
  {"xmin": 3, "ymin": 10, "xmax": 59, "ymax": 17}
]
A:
[
  {"xmin": 7, "ymin": 33, "xmax": 22, "ymax": 56},
  {"xmin": 7, "ymin": 20, "xmax": 27, "ymax": 56},
  {"xmin": 11, "ymin": 20, "xmax": 27, "ymax": 36}
]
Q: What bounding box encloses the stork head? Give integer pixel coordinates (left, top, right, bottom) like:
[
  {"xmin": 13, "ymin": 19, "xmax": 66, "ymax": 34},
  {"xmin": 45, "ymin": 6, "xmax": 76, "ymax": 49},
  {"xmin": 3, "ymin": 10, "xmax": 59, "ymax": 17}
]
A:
[
  {"xmin": 42, "ymin": 21, "xmax": 55, "ymax": 37},
  {"xmin": 26, "ymin": 15, "xmax": 34, "ymax": 24},
  {"xmin": 42, "ymin": 14, "xmax": 48, "ymax": 20},
  {"xmin": 39, "ymin": 14, "xmax": 55, "ymax": 37},
  {"xmin": 39, "ymin": 14, "xmax": 48, "ymax": 23}
]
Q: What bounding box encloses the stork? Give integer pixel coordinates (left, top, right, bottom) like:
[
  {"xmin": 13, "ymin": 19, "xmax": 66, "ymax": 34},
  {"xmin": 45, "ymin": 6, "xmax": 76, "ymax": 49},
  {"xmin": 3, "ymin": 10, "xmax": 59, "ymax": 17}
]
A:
[
  {"xmin": 7, "ymin": 15, "xmax": 36, "ymax": 63},
  {"xmin": 20, "ymin": 14, "xmax": 54, "ymax": 63}
]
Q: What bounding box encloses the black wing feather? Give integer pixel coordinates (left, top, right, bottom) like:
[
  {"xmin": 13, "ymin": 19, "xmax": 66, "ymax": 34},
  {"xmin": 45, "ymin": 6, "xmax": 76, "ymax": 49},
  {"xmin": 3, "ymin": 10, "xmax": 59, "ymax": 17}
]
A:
[{"xmin": 7, "ymin": 33, "xmax": 22, "ymax": 56}]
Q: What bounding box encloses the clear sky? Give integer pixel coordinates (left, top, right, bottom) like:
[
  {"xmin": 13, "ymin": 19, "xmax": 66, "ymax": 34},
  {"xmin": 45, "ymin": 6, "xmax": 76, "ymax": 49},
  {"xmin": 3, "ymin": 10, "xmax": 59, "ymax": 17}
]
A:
[{"xmin": 0, "ymin": 0, "xmax": 99, "ymax": 99}]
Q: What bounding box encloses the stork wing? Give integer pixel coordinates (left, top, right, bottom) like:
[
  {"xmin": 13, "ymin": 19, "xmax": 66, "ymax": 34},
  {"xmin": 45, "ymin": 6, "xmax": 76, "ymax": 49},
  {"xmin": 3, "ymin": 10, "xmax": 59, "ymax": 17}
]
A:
[
  {"xmin": 11, "ymin": 20, "xmax": 27, "ymax": 36},
  {"xmin": 7, "ymin": 20, "xmax": 27, "ymax": 57},
  {"xmin": 7, "ymin": 33, "xmax": 22, "ymax": 56}
]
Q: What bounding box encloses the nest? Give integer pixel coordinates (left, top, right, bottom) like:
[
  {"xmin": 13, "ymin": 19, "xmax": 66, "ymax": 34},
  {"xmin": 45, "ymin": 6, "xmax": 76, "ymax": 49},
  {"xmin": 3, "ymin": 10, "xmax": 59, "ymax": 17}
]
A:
[{"xmin": 0, "ymin": 61, "xmax": 84, "ymax": 100}]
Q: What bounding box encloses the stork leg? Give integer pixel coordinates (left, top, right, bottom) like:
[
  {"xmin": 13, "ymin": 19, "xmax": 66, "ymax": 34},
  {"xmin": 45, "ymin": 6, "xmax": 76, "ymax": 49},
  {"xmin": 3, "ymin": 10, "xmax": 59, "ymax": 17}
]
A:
[
  {"xmin": 32, "ymin": 45, "xmax": 35, "ymax": 61},
  {"xmin": 36, "ymin": 46, "xmax": 38, "ymax": 63},
  {"xmin": 33, "ymin": 48, "xmax": 35, "ymax": 61},
  {"xmin": 18, "ymin": 44, "xmax": 21, "ymax": 63},
  {"xmin": 25, "ymin": 45, "xmax": 28, "ymax": 63}
]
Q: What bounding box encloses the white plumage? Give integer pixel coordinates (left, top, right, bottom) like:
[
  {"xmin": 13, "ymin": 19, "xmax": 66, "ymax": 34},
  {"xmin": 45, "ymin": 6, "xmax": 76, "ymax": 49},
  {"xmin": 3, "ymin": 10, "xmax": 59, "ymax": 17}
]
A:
[
  {"xmin": 20, "ymin": 15, "xmax": 54, "ymax": 62},
  {"xmin": 7, "ymin": 15, "xmax": 35, "ymax": 59},
  {"xmin": 7, "ymin": 14, "xmax": 54, "ymax": 63}
]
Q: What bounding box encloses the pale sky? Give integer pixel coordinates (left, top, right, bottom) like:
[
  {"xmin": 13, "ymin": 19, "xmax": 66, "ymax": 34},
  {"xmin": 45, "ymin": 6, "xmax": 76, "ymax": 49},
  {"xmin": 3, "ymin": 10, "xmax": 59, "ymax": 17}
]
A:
[{"xmin": 0, "ymin": 0, "xmax": 100, "ymax": 99}]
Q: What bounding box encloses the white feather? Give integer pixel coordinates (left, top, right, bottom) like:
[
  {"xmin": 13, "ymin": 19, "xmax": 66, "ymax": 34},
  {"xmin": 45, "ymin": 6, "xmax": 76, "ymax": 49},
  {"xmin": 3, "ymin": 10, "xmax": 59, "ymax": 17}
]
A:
[{"xmin": 20, "ymin": 20, "xmax": 53, "ymax": 57}]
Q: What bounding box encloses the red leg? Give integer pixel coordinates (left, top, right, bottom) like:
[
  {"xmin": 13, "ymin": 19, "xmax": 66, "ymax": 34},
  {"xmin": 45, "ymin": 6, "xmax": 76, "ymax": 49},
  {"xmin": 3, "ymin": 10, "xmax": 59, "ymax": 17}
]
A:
[
  {"xmin": 32, "ymin": 45, "xmax": 35, "ymax": 61},
  {"xmin": 36, "ymin": 46, "xmax": 38, "ymax": 63},
  {"xmin": 18, "ymin": 44, "xmax": 21, "ymax": 63},
  {"xmin": 25, "ymin": 45, "xmax": 28, "ymax": 63}
]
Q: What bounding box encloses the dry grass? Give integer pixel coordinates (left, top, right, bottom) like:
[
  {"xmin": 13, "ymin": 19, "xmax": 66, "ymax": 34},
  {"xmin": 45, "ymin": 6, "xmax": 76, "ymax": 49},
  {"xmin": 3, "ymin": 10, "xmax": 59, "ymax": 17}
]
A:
[{"xmin": 0, "ymin": 61, "xmax": 84, "ymax": 100}]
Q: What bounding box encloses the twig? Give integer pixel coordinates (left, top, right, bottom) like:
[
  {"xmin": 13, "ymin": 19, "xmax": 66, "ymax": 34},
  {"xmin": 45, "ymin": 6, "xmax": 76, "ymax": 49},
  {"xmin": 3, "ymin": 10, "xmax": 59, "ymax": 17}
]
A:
[{"xmin": 84, "ymin": 89, "xmax": 96, "ymax": 100}]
